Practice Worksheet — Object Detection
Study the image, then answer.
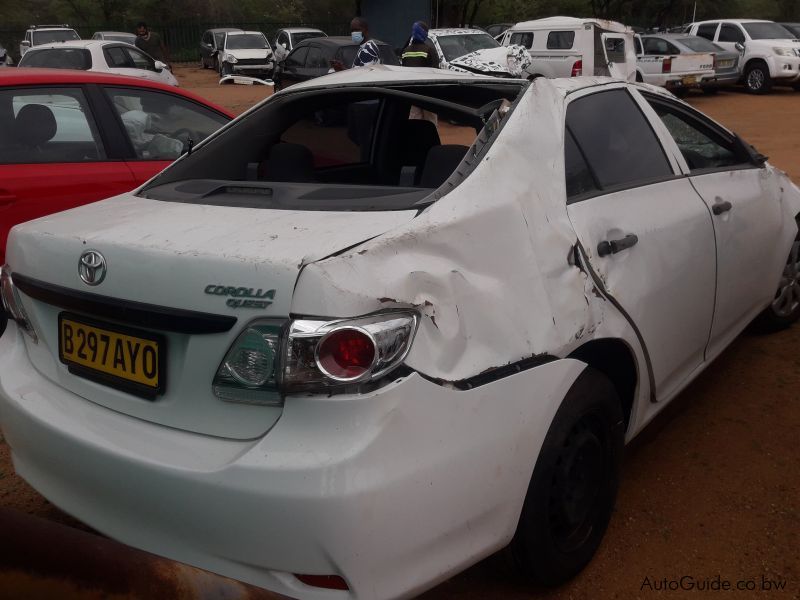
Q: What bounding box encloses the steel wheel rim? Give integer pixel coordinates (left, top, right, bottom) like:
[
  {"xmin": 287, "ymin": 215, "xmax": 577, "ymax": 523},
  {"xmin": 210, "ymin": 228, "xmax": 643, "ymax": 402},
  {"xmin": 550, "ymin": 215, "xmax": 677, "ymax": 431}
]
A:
[
  {"xmin": 548, "ymin": 413, "xmax": 605, "ymax": 552},
  {"xmin": 748, "ymin": 69, "xmax": 765, "ymax": 90},
  {"xmin": 772, "ymin": 239, "xmax": 800, "ymax": 317}
]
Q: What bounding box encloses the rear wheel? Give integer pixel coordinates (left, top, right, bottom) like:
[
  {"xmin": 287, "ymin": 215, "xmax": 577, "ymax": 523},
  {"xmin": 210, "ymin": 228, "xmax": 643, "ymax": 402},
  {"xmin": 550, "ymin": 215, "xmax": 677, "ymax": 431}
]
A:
[
  {"xmin": 744, "ymin": 61, "xmax": 772, "ymax": 94},
  {"xmin": 753, "ymin": 226, "xmax": 800, "ymax": 331},
  {"xmin": 509, "ymin": 367, "xmax": 624, "ymax": 586}
]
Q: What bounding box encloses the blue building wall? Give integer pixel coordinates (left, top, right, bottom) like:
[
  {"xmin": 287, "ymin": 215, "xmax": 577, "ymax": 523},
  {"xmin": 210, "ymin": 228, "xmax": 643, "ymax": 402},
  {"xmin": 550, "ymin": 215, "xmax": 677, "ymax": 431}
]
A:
[{"xmin": 361, "ymin": 0, "xmax": 432, "ymax": 51}]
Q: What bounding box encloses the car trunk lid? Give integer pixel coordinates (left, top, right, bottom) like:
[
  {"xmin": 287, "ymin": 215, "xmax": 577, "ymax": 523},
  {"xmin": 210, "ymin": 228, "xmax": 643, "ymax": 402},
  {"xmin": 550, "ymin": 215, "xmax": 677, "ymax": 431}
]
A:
[{"xmin": 7, "ymin": 194, "xmax": 416, "ymax": 439}]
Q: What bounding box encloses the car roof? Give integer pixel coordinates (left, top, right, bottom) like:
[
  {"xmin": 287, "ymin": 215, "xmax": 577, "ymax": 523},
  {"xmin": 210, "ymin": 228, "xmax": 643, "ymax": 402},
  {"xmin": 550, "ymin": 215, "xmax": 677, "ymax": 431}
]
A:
[
  {"xmin": 692, "ymin": 19, "xmax": 771, "ymax": 25},
  {"xmin": 282, "ymin": 28, "xmax": 325, "ymax": 34},
  {"xmin": 226, "ymin": 31, "xmax": 265, "ymax": 36},
  {"xmin": 511, "ymin": 16, "xmax": 630, "ymax": 33},
  {"xmin": 641, "ymin": 33, "xmax": 700, "ymax": 39},
  {"xmin": 294, "ymin": 36, "xmax": 390, "ymax": 49},
  {"xmin": 278, "ymin": 63, "xmax": 519, "ymax": 93},
  {"xmin": 28, "ymin": 26, "xmax": 76, "ymax": 32},
  {"xmin": 25, "ymin": 40, "xmax": 109, "ymax": 50},
  {"xmin": 428, "ymin": 28, "xmax": 488, "ymax": 36},
  {"xmin": 206, "ymin": 28, "xmax": 242, "ymax": 33},
  {"xmin": 95, "ymin": 31, "xmax": 134, "ymax": 36},
  {"xmin": 0, "ymin": 68, "xmax": 234, "ymax": 117}
]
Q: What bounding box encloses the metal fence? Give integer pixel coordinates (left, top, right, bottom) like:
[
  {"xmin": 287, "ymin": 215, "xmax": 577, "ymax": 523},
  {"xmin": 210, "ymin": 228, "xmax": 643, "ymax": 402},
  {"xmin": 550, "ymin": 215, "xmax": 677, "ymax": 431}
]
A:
[{"xmin": 1, "ymin": 21, "xmax": 350, "ymax": 63}]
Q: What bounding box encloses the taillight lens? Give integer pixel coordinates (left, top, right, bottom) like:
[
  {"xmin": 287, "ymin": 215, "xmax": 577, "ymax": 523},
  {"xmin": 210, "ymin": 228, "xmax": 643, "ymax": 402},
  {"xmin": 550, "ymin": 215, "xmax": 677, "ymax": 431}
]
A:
[
  {"xmin": 213, "ymin": 320, "xmax": 283, "ymax": 405},
  {"xmin": 316, "ymin": 327, "xmax": 376, "ymax": 381},
  {"xmin": 662, "ymin": 57, "xmax": 672, "ymax": 73},
  {"xmin": 283, "ymin": 311, "xmax": 418, "ymax": 391},
  {"xmin": 571, "ymin": 59, "xmax": 583, "ymax": 77},
  {"xmin": 0, "ymin": 265, "xmax": 37, "ymax": 342}
]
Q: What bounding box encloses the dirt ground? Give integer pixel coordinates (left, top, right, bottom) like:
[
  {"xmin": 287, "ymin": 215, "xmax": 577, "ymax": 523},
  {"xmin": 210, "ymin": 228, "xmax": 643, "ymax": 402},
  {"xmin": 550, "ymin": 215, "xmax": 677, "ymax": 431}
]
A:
[{"xmin": 1, "ymin": 66, "xmax": 798, "ymax": 598}]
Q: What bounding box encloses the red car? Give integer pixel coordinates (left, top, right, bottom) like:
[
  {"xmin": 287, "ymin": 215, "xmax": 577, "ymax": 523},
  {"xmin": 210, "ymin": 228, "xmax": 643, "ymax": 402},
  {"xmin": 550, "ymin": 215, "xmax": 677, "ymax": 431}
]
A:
[{"xmin": 0, "ymin": 68, "xmax": 233, "ymax": 264}]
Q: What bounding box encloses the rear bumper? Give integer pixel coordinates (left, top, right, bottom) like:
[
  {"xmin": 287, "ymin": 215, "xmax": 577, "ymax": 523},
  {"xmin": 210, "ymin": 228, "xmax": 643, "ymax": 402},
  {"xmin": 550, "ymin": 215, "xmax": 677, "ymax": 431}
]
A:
[{"xmin": 0, "ymin": 322, "xmax": 586, "ymax": 600}]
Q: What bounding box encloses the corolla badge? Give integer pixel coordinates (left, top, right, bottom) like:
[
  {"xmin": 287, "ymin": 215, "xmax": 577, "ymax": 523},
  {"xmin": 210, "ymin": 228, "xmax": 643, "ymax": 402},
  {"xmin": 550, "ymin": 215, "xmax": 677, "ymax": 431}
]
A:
[
  {"xmin": 78, "ymin": 250, "xmax": 107, "ymax": 286},
  {"xmin": 204, "ymin": 284, "xmax": 276, "ymax": 309}
]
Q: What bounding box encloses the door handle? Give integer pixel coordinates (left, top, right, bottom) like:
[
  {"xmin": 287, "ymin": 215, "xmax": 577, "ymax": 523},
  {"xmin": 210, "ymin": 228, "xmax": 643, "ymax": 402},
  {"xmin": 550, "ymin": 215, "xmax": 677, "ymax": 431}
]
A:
[
  {"xmin": 597, "ymin": 234, "xmax": 638, "ymax": 257},
  {"xmin": 712, "ymin": 200, "xmax": 732, "ymax": 215}
]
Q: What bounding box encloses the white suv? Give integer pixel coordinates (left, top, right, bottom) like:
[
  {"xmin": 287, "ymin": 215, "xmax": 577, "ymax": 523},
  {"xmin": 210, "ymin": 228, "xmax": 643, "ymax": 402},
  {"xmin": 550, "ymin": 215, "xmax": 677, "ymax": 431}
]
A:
[
  {"xmin": 20, "ymin": 24, "xmax": 80, "ymax": 57},
  {"xmin": 687, "ymin": 19, "xmax": 800, "ymax": 93}
]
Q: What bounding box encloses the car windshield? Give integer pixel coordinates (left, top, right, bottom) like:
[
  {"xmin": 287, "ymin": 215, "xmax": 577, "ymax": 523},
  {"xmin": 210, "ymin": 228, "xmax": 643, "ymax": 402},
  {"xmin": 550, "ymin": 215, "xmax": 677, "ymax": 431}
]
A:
[
  {"xmin": 678, "ymin": 36, "xmax": 719, "ymax": 52},
  {"xmin": 436, "ymin": 33, "xmax": 499, "ymax": 61},
  {"xmin": 780, "ymin": 24, "xmax": 800, "ymax": 37},
  {"xmin": 293, "ymin": 31, "xmax": 325, "ymax": 45},
  {"xmin": 139, "ymin": 81, "xmax": 523, "ymax": 211},
  {"xmin": 226, "ymin": 34, "xmax": 268, "ymax": 50},
  {"xmin": 742, "ymin": 22, "xmax": 795, "ymax": 40},
  {"xmin": 33, "ymin": 30, "xmax": 80, "ymax": 45},
  {"xmin": 20, "ymin": 48, "xmax": 92, "ymax": 70}
]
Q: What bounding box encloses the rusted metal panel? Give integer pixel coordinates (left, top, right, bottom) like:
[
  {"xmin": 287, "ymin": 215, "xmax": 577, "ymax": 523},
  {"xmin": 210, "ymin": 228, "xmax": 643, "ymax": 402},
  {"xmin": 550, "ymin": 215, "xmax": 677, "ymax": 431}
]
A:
[{"xmin": 0, "ymin": 507, "xmax": 292, "ymax": 599}]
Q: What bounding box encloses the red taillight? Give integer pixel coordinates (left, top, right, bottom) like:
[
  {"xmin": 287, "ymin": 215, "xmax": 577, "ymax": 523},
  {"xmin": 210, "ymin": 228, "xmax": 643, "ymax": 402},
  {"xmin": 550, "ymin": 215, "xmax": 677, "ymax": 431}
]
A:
[
  {"xmin": 712, "ymin": 53, "xmax": 717, "ymax": 69},
  {"xmin": 316, "ymin": 327, "xmax": 376, "ymax": 381},
  {"xmin": 295, "ymin": 574, "xmax": 350, "ymax": 590},
  {"xmin": 662, "ymin": 57, "xmax": 672, "ymax": 73},
  {"xmin": 571, "ymin": 59, "xmax": 583, "ymax": 77}
]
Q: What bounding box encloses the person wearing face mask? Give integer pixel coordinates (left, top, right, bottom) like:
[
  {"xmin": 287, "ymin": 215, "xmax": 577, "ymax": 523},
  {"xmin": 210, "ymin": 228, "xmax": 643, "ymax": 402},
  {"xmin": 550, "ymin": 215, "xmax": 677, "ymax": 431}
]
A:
[{"xmin": 332, "ymin": 17, "xmax": 382, "ymax": 71}]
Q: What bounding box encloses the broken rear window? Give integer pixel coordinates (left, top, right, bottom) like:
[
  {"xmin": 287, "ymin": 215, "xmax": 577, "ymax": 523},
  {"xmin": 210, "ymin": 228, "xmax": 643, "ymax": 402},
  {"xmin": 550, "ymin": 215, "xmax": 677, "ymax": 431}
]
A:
[{"xmin": 140, "ymin": 81, "xmax": 525, "ymax": 211}]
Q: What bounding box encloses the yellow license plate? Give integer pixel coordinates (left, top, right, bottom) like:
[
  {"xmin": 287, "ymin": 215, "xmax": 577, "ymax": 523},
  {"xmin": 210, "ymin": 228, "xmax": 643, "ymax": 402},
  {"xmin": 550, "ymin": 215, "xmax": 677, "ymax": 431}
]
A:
[
  {"xmin": 682, "ymin": 75, "xmax": 697, "ymax": 85},
  {"xmin": 58, "ymin": 314, "xmax": 164, "ymax": 398}
]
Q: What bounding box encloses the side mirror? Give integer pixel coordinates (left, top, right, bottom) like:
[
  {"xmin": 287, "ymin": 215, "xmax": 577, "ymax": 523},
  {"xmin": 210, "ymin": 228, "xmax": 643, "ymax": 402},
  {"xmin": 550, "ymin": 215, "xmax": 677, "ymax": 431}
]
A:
[
  {"xmin": 154, "ymin": 60, "xmax": 167, "ymax": 72},
  {"xmin": 735, "ymin": 42, "xmax": 745, "ymax": 52},
  {"xmin": 21, "ymin": 41, "xmax": 30, "ymax": 48}
]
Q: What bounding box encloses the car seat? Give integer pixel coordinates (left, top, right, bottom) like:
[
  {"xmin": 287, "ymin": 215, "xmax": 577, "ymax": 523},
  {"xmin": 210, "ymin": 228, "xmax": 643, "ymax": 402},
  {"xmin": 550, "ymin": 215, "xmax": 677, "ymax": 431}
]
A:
[
  {"xmin": 258, "ymin": 143, "xmax": 316, "ymax": 182},
  {"xmin": 397, "ymin": 119, "xmax": 441, "ymax": 186},
  {"xmin": 13, "ymin": 104, "xmax": 57, "ymax": 161},
  {"xmin": 418, "ymin": 144, "xmax": 469, "ymax": 188}
]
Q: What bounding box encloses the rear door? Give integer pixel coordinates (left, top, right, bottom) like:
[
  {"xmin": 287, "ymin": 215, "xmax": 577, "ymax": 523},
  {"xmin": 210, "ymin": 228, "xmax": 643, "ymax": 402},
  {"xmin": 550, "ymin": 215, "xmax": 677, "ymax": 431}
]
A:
[
  {"xmin": 640, "ymin": 93, "xmax": 786, "ymax": 357},
  {"xmin": 0, "ymin": 85, "xmax": 136, "ymax": 263},
  {"xmin": 99, "ymin": 85, "xmax": 231, "ymax": 184},
  {"xmin": 564, "ymin": 87, "xmax": 717, "ymax": 401},
  {"xmin": 602, "ymin": 33, "xmax": 635, "ymax": 81}
]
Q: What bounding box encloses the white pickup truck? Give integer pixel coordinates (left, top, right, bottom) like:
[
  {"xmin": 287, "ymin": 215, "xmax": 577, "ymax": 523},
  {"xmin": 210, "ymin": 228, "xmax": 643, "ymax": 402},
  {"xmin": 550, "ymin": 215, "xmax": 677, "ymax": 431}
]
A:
[{"xmin": 634, "ymin": 33, "xmax": 715, "ymax": 92}]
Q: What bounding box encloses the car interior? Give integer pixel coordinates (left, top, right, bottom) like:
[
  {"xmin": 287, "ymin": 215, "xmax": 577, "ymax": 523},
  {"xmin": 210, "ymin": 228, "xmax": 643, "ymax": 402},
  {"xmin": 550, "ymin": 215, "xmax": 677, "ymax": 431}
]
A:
[
  {"xmin": 141, "ymin": 81, "xmax": 525, "ymax": 211},
  {"xmin": 0, "ymin": 91, "xmax": 104, "ymax": 164}
]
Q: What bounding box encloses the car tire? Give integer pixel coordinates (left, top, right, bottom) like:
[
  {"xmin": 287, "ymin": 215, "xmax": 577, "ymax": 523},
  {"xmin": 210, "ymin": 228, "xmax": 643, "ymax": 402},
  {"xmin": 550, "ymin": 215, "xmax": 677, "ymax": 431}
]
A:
[
  {"xmin": 752, "ymin": 224, "xmax": 800, "ymax": 332},
  {"xmin": 508, "ymin": 367, "xmax": 624, "ymax": 586},
  {"xmin": 744, "ymin": 61, "xmax": 772, "ymax": 94}
]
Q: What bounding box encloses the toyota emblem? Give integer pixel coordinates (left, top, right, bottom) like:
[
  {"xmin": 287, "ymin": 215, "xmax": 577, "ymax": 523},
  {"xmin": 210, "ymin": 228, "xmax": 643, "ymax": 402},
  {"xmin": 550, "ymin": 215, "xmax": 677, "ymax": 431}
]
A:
[{"xmin": 78, "ymin": 250, "xmax": 107, "ymax": 286}]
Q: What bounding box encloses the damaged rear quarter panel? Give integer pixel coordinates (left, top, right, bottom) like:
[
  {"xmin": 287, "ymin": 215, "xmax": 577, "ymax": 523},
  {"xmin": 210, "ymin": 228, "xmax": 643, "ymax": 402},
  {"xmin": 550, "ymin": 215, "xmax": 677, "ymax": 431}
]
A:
[{"xmin": 292, "ymin": 79, "xmax": 637, "ymax": 383}]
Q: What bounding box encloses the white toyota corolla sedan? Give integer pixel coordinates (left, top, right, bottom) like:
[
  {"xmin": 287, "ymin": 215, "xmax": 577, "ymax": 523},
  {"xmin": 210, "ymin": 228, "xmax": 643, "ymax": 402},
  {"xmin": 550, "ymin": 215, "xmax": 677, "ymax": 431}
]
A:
[
  {"xmin": 17, "ymin": 39, "xmax": 178, "ymax": 86},
  {"xmin": 1, "ymin": 67, "xmax": 799, "ymax": 599}
]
